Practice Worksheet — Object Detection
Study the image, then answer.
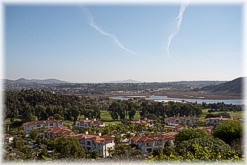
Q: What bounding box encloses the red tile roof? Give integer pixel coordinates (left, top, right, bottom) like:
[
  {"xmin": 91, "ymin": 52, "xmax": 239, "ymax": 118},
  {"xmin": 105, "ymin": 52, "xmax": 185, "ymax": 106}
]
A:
[
  {"xmin": 68, "ymin": 134, "xmax": 114, "ymax": 143},
  {"xmin": 131, "ymin": 119, "xmax": 154, "ymax": 124},
  {"xmin": 206, "ymin": 118, "xmax": 231, "ymax": 121},
  {"xmin": 130, "ymin": 132, "xmax": 177, "ymax": 143},
  {"xmin": 164, "ymin": 125, "xmax": 184, "ymax": 129},
  {"xmin": 88, "ymin": 135, "xmax": 114, "ymax": 143},
  {"xmin": 45, "ymin": 126, "xmax": 72, "ymax": 135},
  {"xmin": 198, "ymin": 126, "xmax": 214, "ymax": 134},
  {"xmin": 77, "ymin": 120, "xmax": 104, "ymax": 124},
  {"xmin": 23, "ymin": 120, "xmax": 63, "ymax": 126},
  {"xmin": 164, "ymin": 116, "xmax": 199, "ymax": 121}
]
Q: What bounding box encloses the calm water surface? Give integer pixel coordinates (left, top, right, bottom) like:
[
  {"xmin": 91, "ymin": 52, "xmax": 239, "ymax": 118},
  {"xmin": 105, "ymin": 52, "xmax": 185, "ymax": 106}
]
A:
[{"xmin": 110, "ymin": 95, "xmax": 244, "ymax": 105}]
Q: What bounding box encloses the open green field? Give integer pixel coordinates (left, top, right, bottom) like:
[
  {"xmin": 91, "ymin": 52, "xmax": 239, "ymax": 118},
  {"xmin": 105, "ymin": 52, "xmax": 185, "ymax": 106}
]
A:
[
  {"xmin": 100, "ymin": 110, "xmax": 141, "ymax": 125},
  {"xmin": 199, "ymin": 108, "xmax": 243, "ymax": 122}
]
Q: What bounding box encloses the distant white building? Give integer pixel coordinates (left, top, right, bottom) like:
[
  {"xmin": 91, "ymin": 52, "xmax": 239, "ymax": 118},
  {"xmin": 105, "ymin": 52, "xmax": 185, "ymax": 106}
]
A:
[
  {"xmin": 69, "ymin": 133, "xmax": 114, "ymax": 157},
  {"xmin": 131, "ymin": 118, "xmax": 155, "ymax": 126},
  {"xmin": 75, "ymin": 118, "xmax": 104, "ymax": 128},
  {"xmin": 206, "ymin": 117, "xmax": 232, "ymax": 125},
  {"xmin": 23, "ymin": 120, "xmax": 63, "ymax": 134},
  {"xmin": 164, "ymin": 124, "xmax": 185, "ymax": 132},
  {"xmin": 164, "ymin": 116, "xmax": 198, "ymax": 126},
  {"xmin": 129, "ymin": 132, "xmax": 177, "ymax": 154}
]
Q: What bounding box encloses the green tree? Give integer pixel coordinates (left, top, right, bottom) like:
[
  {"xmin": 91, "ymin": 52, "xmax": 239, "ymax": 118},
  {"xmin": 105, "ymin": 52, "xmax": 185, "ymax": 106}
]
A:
[
  {"xmin": 213, "ymin": 120, "xmax": 242, "ymax": 144},
  {"xmin": 49, "ymin": 135, "xmax": 85, "ymax": 159},
  {"xmin": 176, "ymin": 137, "xmax": 240, "ymax": 161},
  {"xmin": 175, "ymin": 128, "xmax": 207, "ymax": 143},
  {"xmin": 70, "ymin": 106, "xmax": 80, "ymax": 124},
  {"xmin": 29, "ymin": 129, "xmax": 39, "ymax": 141}
]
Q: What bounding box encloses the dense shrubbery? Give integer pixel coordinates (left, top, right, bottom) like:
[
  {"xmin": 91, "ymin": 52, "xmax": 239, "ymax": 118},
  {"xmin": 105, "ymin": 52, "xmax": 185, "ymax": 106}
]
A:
[
  {"xmin": 202, "ymin": 102, "xmax": 243, "ymax": 111},
  {"xmin": 213, "ymin": 120, "xmax": 242, "ymax": 144},
  {"xmin": 205, "ymin": 112, "xmax": 231, "ymax": 119},
  {"xmin": 175, "ymin": 128, "xmax": 207, "ymax": 143}
]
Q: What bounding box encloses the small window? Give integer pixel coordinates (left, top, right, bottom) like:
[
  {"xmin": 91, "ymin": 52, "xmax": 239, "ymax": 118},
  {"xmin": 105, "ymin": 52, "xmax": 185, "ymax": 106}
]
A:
[{"xmin": 146, "ymin": 148, "xmax": 152, "ymax": 153}]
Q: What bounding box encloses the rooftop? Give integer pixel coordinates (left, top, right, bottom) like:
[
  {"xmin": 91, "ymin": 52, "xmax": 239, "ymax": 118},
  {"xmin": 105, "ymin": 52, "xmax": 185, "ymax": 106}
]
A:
[
  {"xmin": 130, "ymin": 132, "xmax": 177, "ymax": 142},
  {"xmin": 23, "ymin": 120, "xmax": 63, "ymax": 126}
]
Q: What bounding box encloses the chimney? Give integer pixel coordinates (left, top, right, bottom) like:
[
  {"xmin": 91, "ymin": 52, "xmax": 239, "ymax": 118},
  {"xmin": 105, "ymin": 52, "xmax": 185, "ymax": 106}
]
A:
[
  {"xmin": 144, "ymin": 118, "xmax": 147, "ymax": 120},
  {"xmin": 86, "ymin": 118, "xmax": 88, "ymax": 120},
  {"xmin": 85, "ymin": 131, "xmax": 88, "ymax": 135},
  {"xmin": 231, "ymin": 117, "xmax": 233, "ymax": 120},
  {"xmin": 94, "ymin": 119, "xmax": 96, "ymax": 121},
  {"xmin": 98, "ymin": 133, "xmax": 102, "ymax": 136},
  {"xmin": 220, "ymin": 116, "xmax": 222, "ymax": 119},
  {"xmin": 139, "ymin": 119, "xmax": 141, "ymax": 121}
]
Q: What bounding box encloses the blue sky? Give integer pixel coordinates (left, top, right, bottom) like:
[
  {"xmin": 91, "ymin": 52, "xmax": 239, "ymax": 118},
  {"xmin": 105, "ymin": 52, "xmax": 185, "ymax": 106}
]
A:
[{"xmin": 5, "ymin": 4, "xmax": 242, "ymax": 83}]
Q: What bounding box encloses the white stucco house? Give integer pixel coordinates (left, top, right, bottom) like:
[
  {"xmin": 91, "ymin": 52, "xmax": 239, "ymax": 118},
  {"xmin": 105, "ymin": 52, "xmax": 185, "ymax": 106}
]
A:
[
  {"xmin": 69, "ymin": 133, "xmax": 114, "ymax": 157},
  {"xmin": 205, "ymin": 117, "xmax": 232, "ymax": 125},
  {"xmin": 23, "ymin": 120, "xmax": 63, "ymax": 134},
  {"xmin": 129, "ymin": 132, "xmax": 177, "ymax": 154},
  {"xmin": 75, "ymin": 118, "xmax": 105, "ymax": 128},
  {"xmin": 164, "ymin": 116, "xmax": 199, "ymax": 126}
]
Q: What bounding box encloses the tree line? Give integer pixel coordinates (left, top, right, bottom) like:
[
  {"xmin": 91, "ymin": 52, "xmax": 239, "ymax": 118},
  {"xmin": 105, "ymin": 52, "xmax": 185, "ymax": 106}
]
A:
[
  {"xmin": 107, "ymin": 100, "xmax": 203, "ymax": 121},
  {"xmin": 4, "ymin": 89, "xmax": 104, "ymax": 125}
]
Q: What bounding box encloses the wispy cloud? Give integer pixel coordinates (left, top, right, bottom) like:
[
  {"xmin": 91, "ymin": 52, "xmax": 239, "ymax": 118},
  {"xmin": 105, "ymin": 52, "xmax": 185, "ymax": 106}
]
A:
[
  {"xmin": 166, "ymin": 2, "xmax": 189, "ymax": 58},
  {"xmin": 82, "ymin": 7, "xmax": 137, "ymax": 55}
]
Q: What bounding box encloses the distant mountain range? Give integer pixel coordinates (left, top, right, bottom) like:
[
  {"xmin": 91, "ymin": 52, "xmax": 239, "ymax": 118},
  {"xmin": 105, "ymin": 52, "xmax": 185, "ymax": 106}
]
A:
[
  {"xmin": 201, "ymin": 77, "xmax": 243, "ymax": 95},
  {"xmin": 6, "ymin": 78, "xmax": 68, "ymax": 84},
  {"xmin": 107, "ymin": 79, "xmax": 142, "ymax": 83}
]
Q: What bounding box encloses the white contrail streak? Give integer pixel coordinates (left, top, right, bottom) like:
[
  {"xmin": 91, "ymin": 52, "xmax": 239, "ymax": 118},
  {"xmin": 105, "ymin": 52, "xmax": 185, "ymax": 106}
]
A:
[
  {"xmin": 167, "ymin": 2, "xmax": 189, "ymax": 58},
  {"xmin": 82, "ymin": 7, "xmax": 137, "ymax": 55}
]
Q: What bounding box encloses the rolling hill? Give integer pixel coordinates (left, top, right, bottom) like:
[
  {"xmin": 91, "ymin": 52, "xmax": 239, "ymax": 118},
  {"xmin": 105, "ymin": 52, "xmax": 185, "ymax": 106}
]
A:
[
  {"xmin": 200, "ymin": 77, "xmax": 243, "ymax": 95},
  {"xmin": 10, "ymin": 78, "xmax": 68, "ymax": 84}
]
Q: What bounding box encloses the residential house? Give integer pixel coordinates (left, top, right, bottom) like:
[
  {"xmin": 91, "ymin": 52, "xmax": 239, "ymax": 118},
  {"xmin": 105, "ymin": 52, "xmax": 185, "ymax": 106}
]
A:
[
  {"xmin": 131, "ymin": 118, "xmax": 155, "ymax": 126},
  {"xmin": 75, "ymin": 118, "xmax": 105, "ymax": 129},
  {"xmin": 23, "ymin": 120, "xmax": 63, "ymax": 134},
  {"xmin": 197, "ymin": 126, "xmax": 214, "ymax": 135},
  {"xmin": 69, "ymin": 133, "xmax": 114, "ymax": 157},
  {"xmin": 129, "ymin": 132, "xmax": 177, "ymax": 154},
  {"xmin": 44, "ymin": 126, "xmax": 73, "ymax": 138},
  {"xmin": 206, "ymin": 117, "xmax": 232, "ymax": 125},
  {"xmin": 164, "ymin": 124, "xmax": 185, "ymax": 132},
  {"xmin": 164, "ymin": 116, "xmax": 199, "ymax": 126}
]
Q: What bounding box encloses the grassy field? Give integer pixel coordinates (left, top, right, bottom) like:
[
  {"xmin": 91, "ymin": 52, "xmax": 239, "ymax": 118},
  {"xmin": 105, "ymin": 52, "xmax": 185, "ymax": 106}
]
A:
[
  {"xmin": 199, "ymin": 108, "xmax": 243, "ymax": 122},
  {"xmin": 100, "ymin": 110, "xmax": 141, "ymax": 125}
]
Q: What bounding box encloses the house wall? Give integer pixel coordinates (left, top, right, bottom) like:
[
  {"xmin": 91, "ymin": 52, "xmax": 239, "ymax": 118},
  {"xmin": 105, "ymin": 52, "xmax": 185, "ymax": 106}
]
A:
[
  {"xmin": 131, "ymin": 140, "xmax": 174, "ymax": 154},
  {"xmin": 24, "ymin": 122, "xmax": 63, "ymax": 133},
  {"xmin": 79, "ymin": 138, "xmax": 114, "ymax": 157},
  {"xmin": 164, "ymin": 118, "xmax": 197, "ymax": 126}
]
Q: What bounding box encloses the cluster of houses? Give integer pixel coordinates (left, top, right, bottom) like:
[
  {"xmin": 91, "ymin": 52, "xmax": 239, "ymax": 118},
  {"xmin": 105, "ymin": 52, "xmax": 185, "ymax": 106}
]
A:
[
  {"xmin": 17, "ymin": 115, "xmax": 242, "ymax": 157},
  {"xmin": 21, "ymin": 119, "xmax": 113, "ymax": 157}
]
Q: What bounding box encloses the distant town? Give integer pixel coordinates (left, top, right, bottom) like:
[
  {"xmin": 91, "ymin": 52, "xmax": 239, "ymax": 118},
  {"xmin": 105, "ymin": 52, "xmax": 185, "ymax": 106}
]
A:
[
  {"xmin": 3, "ymin": 77, "xmax": 244, "ymax": 162},
  {"xmin": 4, "ymin": 77, "xmax": 242, "ymax": 99}
]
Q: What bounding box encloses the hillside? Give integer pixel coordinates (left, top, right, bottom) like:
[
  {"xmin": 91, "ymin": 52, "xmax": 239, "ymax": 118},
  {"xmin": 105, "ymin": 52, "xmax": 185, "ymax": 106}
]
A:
[
  {"xmin": 200, "ymin": 77, "xmax": 243, "ymax": 96},
  {"xmin": 107, "ymin": 79, "xmax": 142, "ymax": 83},
  {"xmin": 12, "ymin": 78, "xmax": 68, "ymax": 84}
]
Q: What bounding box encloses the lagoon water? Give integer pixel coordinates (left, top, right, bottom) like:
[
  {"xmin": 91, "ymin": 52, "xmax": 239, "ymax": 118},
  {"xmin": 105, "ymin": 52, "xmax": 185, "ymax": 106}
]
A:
[{"xmin": 110, "ymin": 95, "xmax": 244, "ymax": 105}]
